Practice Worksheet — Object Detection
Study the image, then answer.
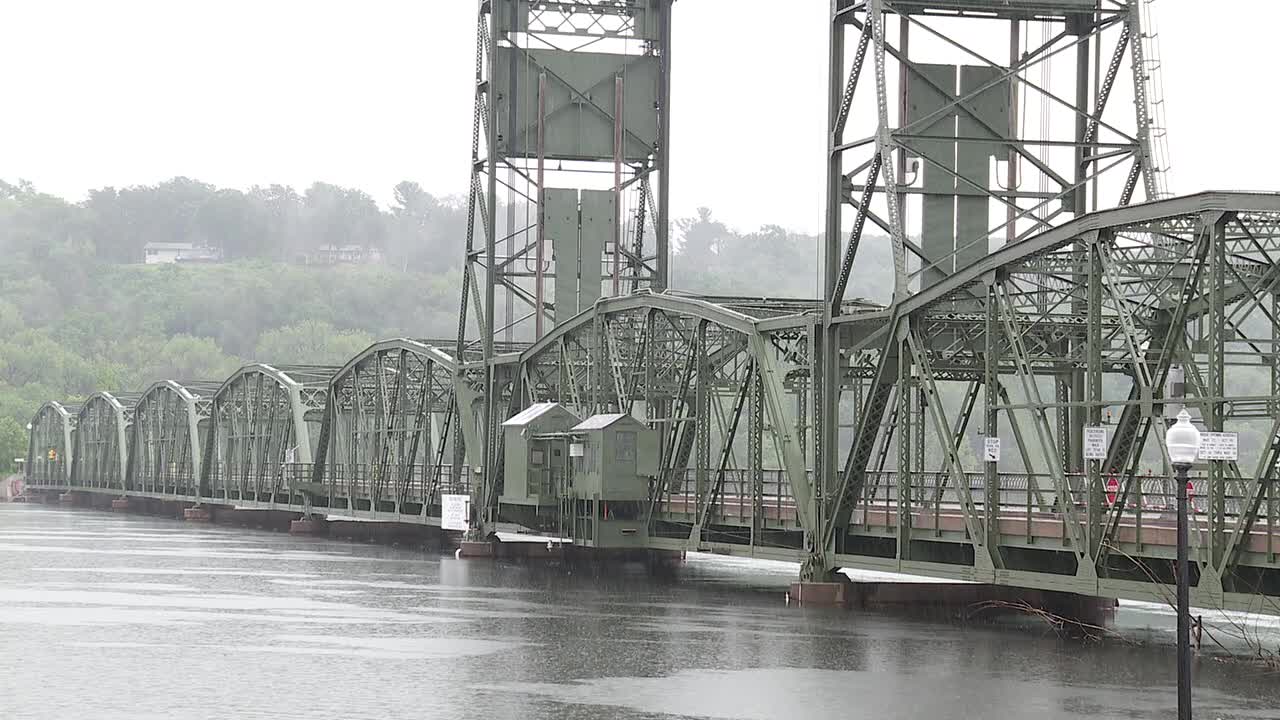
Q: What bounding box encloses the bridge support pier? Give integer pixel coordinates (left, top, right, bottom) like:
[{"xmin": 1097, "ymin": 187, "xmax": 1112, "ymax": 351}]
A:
[
  {"xmin": 328, "ymin": 521, "xmax": 448, "ymax": 550},
  {"xmin": 111, "ymin": 497, "xmax": 130, "ymax": 512},
  {"xmin": 795, "ymin": 580, "xmax": 1117, "ymax": 630},
  {"xmin": 788, "ymin": 581, "xmax": 851, "ymax": 609},
  {"xmin": 849, "ymin": 579, "xmax": 1111, "ymax": 625},
  {"xmin": 457, "ymin": 540, "xmax": 498, "ymax": 558},
  {"xmin": 183, "ymin": 505, "xmax": 213, "ymax": 523},
  {"xmin": 58, "ymin": 491, "xmax": 83, "ymax": 507},
  {"xmin": 289, "ymin": 517, "xmax": 328, "ymax": 536}
]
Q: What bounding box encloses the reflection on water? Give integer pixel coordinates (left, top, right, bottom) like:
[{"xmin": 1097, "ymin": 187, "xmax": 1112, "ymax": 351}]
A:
[{"xmin": 1, "ymin": 503, "xmax": 1277, "ymax": 720}]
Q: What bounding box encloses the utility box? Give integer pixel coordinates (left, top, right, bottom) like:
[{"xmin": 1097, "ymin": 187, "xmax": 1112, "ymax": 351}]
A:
[
  {"xmin": 569, "ymin": 414, "xmax": 657, "ymax": 501},
  {"xmin": 500, "ymin": 402, "xmax": 581, "ymax": 507},
  {"xmin": 566, "ymin": 413, "xmax": 657, "ymax": 548}
]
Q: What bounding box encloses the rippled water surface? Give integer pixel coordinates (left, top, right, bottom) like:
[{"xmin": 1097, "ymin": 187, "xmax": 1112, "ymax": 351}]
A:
[{"xmin": 1, "ymin": 503, "xmax": 1277, "ymax": 719}]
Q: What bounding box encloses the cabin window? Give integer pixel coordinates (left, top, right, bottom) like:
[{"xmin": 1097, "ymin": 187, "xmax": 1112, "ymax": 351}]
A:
[{"xmin": 615, "ymin": 431, "xmax": 636, "ymax": 463}]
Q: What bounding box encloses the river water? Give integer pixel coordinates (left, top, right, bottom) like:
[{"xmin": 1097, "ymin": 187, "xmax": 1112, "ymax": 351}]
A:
[{"xmin": 0, "ymin": 503, "xmax": 1277, "ymax": 720}]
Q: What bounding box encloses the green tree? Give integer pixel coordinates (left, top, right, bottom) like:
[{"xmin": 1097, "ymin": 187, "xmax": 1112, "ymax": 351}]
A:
[
  {"xmin": 0, "ymin": 417, "xmax": 26, "ymax": 473},
  {"xmin": 303, "ymin": 182, "xmax": 386, "ymax": 253},
  {"xmin": 254, "ymin": 320, "xmax": 374, "ymax": 366}
]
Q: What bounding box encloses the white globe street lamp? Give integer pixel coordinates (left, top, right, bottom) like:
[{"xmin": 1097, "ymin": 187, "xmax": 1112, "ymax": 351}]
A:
[
  {"xmin": 1164, "ymin": 408, "xmax": 1200, "ymax": 720},
  {"xmin": 1166, "ymin": 409, "xmax": 1201, "ymax": 468}
]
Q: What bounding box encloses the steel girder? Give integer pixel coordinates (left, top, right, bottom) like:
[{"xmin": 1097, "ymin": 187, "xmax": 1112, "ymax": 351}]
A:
[
  {"xmin": 310, "ymin": 339, "xmax": 463, "ymax": 515},
  {"xmin": 202, "ymin": 364, "xmax": 335, "ymax": 503},
  {"xmin": 26, "ymin": 401, "xmax": 77, "ymax": 486},
  {"xmin": 126, "ymin": 380, "xmax": 220, "ymax": 496},
  {"xmin": 70, "ymin": 392, "xmax": 137, "ymax": 490},
  {"xmin": 827, "ymin": 193, "xmax": 1280, "ymax": 600}
]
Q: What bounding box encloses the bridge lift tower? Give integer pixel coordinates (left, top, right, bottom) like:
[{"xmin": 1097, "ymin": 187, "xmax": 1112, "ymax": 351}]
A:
[
  {"xmin": 815, "ymin": 0, "xmax": 1170, "ymax": 576},
  {"xmin": 455, "ymin": 0, "xmax": 674, "ymax": 535}
]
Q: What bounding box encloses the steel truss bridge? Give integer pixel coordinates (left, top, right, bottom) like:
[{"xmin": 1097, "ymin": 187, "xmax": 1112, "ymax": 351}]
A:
[{"xmin": 23, "ymin": 1, "xmax": 1280, "ymax": 615}]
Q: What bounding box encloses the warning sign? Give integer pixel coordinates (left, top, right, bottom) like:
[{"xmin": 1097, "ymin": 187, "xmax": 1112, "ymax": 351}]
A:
[
  {"xmin": 1083, "ymin": 426, "xmax": 1108, "ymax": 460},
  {"xmin": 1198, "ymin": 432, "xmax": 1238, "ymax": 461},
  {"xmin": 1105, "ymin": 476, "xmax": 1119, "ymax": 507},
  {"xmin": 983, "ymin": 437, "xmax": 1001, "ymax": 463},
  {"xmin": 441, "ymin": 494, "xmax": 470, "ymax": 531}
]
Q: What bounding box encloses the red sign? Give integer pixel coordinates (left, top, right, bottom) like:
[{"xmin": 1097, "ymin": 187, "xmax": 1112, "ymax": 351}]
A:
[{"xmin": 1105, "ymin": 476, "xmax": 1119, "ymax": 506}]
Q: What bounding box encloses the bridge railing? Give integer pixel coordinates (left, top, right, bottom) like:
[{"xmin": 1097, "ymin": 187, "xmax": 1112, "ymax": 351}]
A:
[
  {"xmin": 856, "ymin": 471, "xmax": 1280, "ymax": 541},
  {"xmin": 653, "ymin": 467, "xmax": 1280, "ymax": 542},
  {"xmin": 657, "ymin": 469, "xmax": 796, "ymax": 523},
  {"xmin": 292, "ymin": 463, "xmax": 471, "ymax": 506}
]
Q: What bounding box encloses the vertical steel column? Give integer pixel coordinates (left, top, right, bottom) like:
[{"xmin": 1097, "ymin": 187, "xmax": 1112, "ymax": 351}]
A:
[
  {"xmin": 869, "ymin": 0, "xmax": 909, "ymax": 298},
  {"xmin": 1207, "ymin": 213, "xmax": 1227, "ymax": 566},
  {"xmin": 480, "ymin": 1, "xmax": 500, "ymax": 533},
  {"xmin": 1273, "ymin": 293, "xmax": 1280, "ymax": 419},
  {"xmin": 750, "ymin": 371, "xmax": 764, "ymax": 550},
  {"xmin": 535, "ymin": 72, "xmax": 547, "ymax": 339},
  {"xmin": 654, "ymin": 0, "xmax": 672, "ymax": 291},
  {"xmin": 897, "ymin": 327, "xmax": 913, "ymax": 561},
  {"xmin": 612, "ymin": 73, "xmax": 623, "ymax": 296},
  {"xmin": 818, "ymin": 2, "xmax": 846, "ymax": 573},
  {"xmin": 1087, "ymin": 237, "xmax": 1105, "ymax": 559},
  {"xmin": 1006, "ymin": 19, "xmax": 1020, "ymax": 246},
  {"xmin": 1056, "ymin": 376, "xmax": 1072, "ymax": 477},
  {"xmin": 694, "ymin": 321, "xmax": 710, "ymax": 537},
  {"xmin": 814, "ymin": 325, "xmax": 835, "ymax": 563},
  {"xmin": 1068, "ymin": 11, "xmax": 1095, "ymax": 478},
  {"xmin": 984, "ymin": 279, "xmax": 1000, "ymax": 551}
]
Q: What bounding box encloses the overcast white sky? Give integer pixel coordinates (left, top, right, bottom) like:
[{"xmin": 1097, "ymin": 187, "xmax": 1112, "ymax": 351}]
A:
[{"xmin": 1, "ymin": 1, "xmax": 1276, "ymax": 234}]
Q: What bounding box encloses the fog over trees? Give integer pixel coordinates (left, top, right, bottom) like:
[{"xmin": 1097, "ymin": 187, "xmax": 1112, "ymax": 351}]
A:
[{"xmin": 1, "ymin": 177, "xmax": 893, "ymax": 468}]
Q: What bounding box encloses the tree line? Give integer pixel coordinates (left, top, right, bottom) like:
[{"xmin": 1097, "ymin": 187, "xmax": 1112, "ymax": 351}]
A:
[
  {"xmin": 0, "ymin": 177, "xmax": 864, "ymax": 469},
  {"xmin": 0, "ymin": 177, "xmax": 465, "ymax": 271}
]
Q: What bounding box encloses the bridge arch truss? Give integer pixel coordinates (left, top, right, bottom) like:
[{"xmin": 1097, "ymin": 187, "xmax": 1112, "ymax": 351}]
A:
[
  {"xmin": 201, "ymin": 364, "xmax": 335, "ymax": 503},
  {"xmin": 70, "ymin": 392, "xmax": 139, "ymax": 490},
  {"xmin": 126, "ymin": 380, "xmax": 221, "ymax": 495},
  {"xmin": 310, "ymin": 339, "xmax": 463, "ymax": 516},
  {"xmin": 26, "ymin": 401, "xmax": 77, "ymax": 486}
]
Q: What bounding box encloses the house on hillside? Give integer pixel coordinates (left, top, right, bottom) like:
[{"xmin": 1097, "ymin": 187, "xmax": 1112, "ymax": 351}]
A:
[{"xmin": 142, "ymin": 242, "xmax": 223, "ymax": 265}]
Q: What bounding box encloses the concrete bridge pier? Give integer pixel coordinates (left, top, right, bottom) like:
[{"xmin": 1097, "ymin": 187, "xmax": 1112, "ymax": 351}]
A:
[
  {"xmin": 328, "ymin": 521, "xmax": 452, "ymax": 551},
  {"xmin": 456, "ymin": 538, "xmax": 683, "ymax": 576},
  {"xmin": 289, "ymin": 516, "xmax": 328, "ymax": 536},
  {"xmin": 58, "ymin": 491, "xmax": 85, "ymax": 507}
]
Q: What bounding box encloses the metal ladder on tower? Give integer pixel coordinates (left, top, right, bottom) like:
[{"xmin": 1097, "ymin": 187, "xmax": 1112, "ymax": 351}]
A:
[{"xmin": 1138, "ymin": 0, "xmax": 1173, "ymax": 199}]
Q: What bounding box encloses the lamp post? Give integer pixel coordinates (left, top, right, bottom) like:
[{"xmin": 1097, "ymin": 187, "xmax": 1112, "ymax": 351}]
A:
[{"xmin": 1165, "ymin": 408, "xmax": 1201, "ymax": 720}]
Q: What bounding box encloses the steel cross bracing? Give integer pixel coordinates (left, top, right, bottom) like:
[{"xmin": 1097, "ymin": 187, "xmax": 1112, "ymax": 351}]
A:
[{"xmin": 22, "ymin": 3, "xmax": 1280, "ymax": 614}]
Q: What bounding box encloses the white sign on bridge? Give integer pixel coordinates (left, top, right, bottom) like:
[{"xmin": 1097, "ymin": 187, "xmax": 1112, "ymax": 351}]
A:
[
  {"xmin": 983, "ymin": 437, "xmax": 1001, "ymax": 463},
  {"xmin": 1083, "ymin": 426, "xmax": 1108, "ymax": 460},
  {"xmin": 1198, "ymin": 432, "xmax": 1239, "ymax": 461},
  {"xmin": 441, "ymin": 494, "xmax": 471, "ymax": 531}
]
